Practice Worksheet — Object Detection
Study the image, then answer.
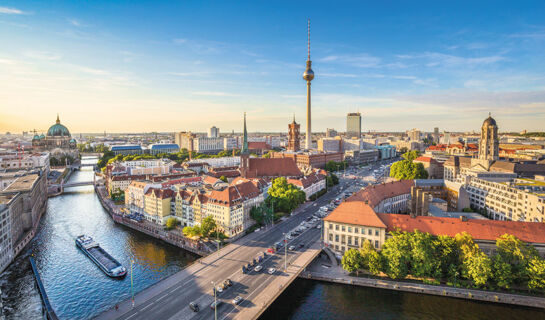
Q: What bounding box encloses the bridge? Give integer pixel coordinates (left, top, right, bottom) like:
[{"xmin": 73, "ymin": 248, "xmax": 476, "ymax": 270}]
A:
[{"xmin": 94, "ymin": 184, "xmax": 343, "ymax": 320}]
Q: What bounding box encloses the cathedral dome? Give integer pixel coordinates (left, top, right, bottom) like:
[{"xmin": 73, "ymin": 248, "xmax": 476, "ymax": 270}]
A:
[{"xmin": 47, "ymin": 115, "xmax": 71, "ymax": 137}]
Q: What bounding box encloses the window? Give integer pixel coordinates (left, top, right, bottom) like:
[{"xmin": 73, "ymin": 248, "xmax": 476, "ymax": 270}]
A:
[
  {"xmin": 348, "ymin": 236, "xmax": 352, "ymax": 245},
  {"xmin": 375, "ymin": 240, "xmax": 379, "ymax": 248},
  {"xmin": 341, "ymin": 226, "xmax": 346, "ymax": 232},
  {"xmin": 335, "ymin": 235, "xmax": 339, "ymax": 242},
  {"xmin": 354, "ymin": 237, "xmax": 359, "ymax": 246},
  {"xmin": 355, "ymin": 227, "xmax": 359, "ymax": 233},
  {"xmin": 361, "ymin": 228, "xmax": 365, "ymax": 234},
  {"xmin": 329, "ymin": 234, "xmax": 333, "ymax": 241},
  {"xmin": 329, "ymin": 223, "xmax": 333, "ymax": 229},
  {"xmin": 348, "ymin": 227, "xmax": 352, "ymax": 232},
  {"xmin": 341, "ymin": 235, "xmax": 346, "ymax": 244},
  {"xmin": 375, "ymin": 230, "xmax": 379, "ymax": 236},
  {"xmin": 368, "ymin": 229, "xmax": 372, "ymax": 235},
  {"xmin": 335, "ymin": 225, "xmax": 339, "ymax": 231}
]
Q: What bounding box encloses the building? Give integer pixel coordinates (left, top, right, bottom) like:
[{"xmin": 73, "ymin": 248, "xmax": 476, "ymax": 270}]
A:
[
  {"xmin": 407, "ymin": 128, "xmax": 421, "ymax": 141},
  {"xmin": 346, "ymin": 112, "xmax": 362, "ymax": 139},
  {"xmin": 414, "ymin": 156, "xmax": 444, "ymax": 179},
  {"xmin": 208, "ymin": 126, "xmax": 220, "ymax": 138},
  {"xmin": 0, "ymin": 171, "xmax": 47, "ymax": 273},
  {"xmin": 31, "ymin": 114, "xmax": 78, "ymax": 160},
  {"xmin": 271, "ymin": 151, "xmax": 343, "ymax": 170},
  {"xmin": 287, "ymin": 116, "xmax": 301, "ymax": 152},
  {"xmin": 193, "ymin": 137, "xmax": 224, "ymax": 154},
  {"xmin": 288, "ymin": 171, "xmax": 326, "ymax": 200},
  {"xmin": 433, "ymin": 127, "xmax": 439, "ymax": 144},
  {"xmin": 149, "ymin": 143, "xmax": 180, "ymax": 155},
  {"xmin": 0, "ymin": 152, "xmax": 50, "ymax": 173},
  {"xmin": 174, "ymin": 132, "xmax": 196, "ymax": 151},
  {"xmin": 186, "ymin": 157, "xmax": 240, "ymax": 168},
  {"xmin": 143, "ymin": 188, "xmax": 174, "ymax": 225},
  {"xmin": 345, "ymin": 149, "xmax": 379, "ymax": 165},
  {"xmin": 326, "ymin": 128, "xmax": 338, "ymax": 138},
  {"xmin": 478, "ymin": 114, "xmax": 499, "ymax": 162},
  {"xmin": 223, "ymin": 137, "xmax": 239, "ymax": 150},
  {"xmin": 317, "ymin": 138, "xmax": 341, "ymax": 153},
  {"xmin": 375, "ymin": 145, "xmax": 396, "ymax": 160},
  {"xmin": 110, "ymin": 145, "xmax": 143, "ymax": 155},
  {"xmin": 324, "ymin": 182, "xmax": 545, "ymax": 258},
  {"xmin": 303, "ymin": 19, "xmax": 314, "ymax": 150}
]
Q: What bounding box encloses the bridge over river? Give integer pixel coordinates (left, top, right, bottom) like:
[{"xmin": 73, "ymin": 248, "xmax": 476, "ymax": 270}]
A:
[{"xmin": 95, "ymin": 184, "xmax": 340, "ymax": 320}]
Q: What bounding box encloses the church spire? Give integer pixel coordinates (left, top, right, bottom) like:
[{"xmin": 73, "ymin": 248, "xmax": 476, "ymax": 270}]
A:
[
  {"xmin": 56, "ymin": 113, "xmax": 60, "ymax": 124},
  {"xmin": 241, "ymin": 112, "xmax": 249, "ymax": 155}
]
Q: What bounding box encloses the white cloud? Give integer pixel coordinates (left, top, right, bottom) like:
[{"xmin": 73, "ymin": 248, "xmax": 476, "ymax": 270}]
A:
[
  {"xmin": 319, "ymin": 54, "xmax": 381, "ymax": 68},
  {"xmin": 0, "ymin": 7, "xmax": 26, "ymax": 15},
  {"xmin": 24, "ymin": 51, "xmax": 62, "ymax": 61},
  {"xmin": 77, "ymin": 66, "xmax": 110, "ymax": 75},
  {"xmin": 192, "ymin": 91, "xmax": 241, "ymax": 97},
  {"xmin": 400, "ymin": 52, "xmax": 505, "ymax": 67},
  {"xmin": 67, "ymin": 18, "xmax": 81, "ymax": 27}
]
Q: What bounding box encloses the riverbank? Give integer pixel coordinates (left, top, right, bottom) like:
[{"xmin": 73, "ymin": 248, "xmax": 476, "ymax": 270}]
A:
[
  {"xmin": 300, "ymin": 257, "xmax": 545, "ymax": 309},
  {"xmin": 95, "ymin": 184, "xmax": 210, "ymax": 256}
]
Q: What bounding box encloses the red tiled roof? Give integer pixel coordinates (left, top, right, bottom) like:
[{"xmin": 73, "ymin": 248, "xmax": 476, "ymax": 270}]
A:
[
  {"xmin": 248, "ymin": 141, "xmax": 272, "ymax": 150},
  {"xmin": 414, "ymin": 156, "xmax": 432, "ymax": 163},
  {"xmin": 378, "ymin": 213, "xmax": 545, "ymax": 244},
  {"xmin": 208, "ymin": 181, "xmax": 261, "ymax": 206},
  {"xmin": 346, "ymin": 180, "xmax": 414, "ymax": 207},
  {"xmin": 145, "ymin": 188, "xmax": 173, "ymax": 199},
  {"xmin": 244, "ymin": 158, "xmax": 302, "ymax": 178},
  {"xmin": 287, "ymin": 172, "xmax": 325, "ymax": 188},
  {"xmin": 324, "ymin": 202, "xmax": 386, "ymax": 228}
]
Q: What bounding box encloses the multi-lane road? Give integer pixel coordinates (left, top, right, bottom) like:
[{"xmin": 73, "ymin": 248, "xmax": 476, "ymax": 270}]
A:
[{"xmin": 96, "ymin": 181, "xmax": 347, "ymax": 320}]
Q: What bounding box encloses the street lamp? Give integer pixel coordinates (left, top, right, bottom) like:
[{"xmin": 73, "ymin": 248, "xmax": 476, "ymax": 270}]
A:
[
  {"xmin": 211, "ymin": 280, "xmax": 217, "ymax": 320},
  {"xmin": 283, "ymin": 232, "xmax": 287, "ymax": 272},
  {"xmin": 130, "ymin": 259, "xmax": 135, "ymax": 308}
]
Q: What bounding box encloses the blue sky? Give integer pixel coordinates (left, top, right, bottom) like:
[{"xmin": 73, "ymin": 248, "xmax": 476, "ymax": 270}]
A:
[{"xmin": 1, "ymin": 1, "xmax": 545, "ymax": 133}]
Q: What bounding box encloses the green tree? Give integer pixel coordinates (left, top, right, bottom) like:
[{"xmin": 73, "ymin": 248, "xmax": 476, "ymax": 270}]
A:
[
  {"xmin": 359, "ymin": 239, "xmax": 376, "ymax": 269},
  {"xmin": 341, "ymin": 249, "xmax": 364, "ymax": 273},
  {"xmin": 456, "ymin": 232, "xmax": 492, "ymax": 287},
  {"xmin": 401, "ymin": 150, "xmax": 420, "ymax": 161},
  {"xmin": 219, "ymin": 175, "xmax": 228, "ymax": 183},
  {"xmin": 368, "ymin": 250, "xmax": 383, "ymax": 275},
  {"xmin": 493, "ymin": 234, "xmax": 538, "ymax": 289},
  {"xmin": 182, "ymin": 225, "xmax": 202, "ymax": 238},
  {"xmin": 389, "ymin": 159, "xmax": 428, "ymax": 180},
  {"xmin": 165, "ymin": 217, "xmax": 179, "ymax": 230},
  {"xmin": 527, "ymin": 257, "xmax": 545, "ymax": 290},
  {"xmin": 435, "ymin": 235, "xmax": 461, "ymax": 281},
  {"xmin": 409, "ymin": 231, "xmax": 442, "ymax": 279},
  {"xmin": 266, "ymin": 177, "xmax": 306, "ymax": 213},
  {"xmin": 201, "ymin": 215, "xmax": 217, "ymax": 237},
  {"xmin": 381, "ymin": 231, "xmax": 411, "ymax": 279}
]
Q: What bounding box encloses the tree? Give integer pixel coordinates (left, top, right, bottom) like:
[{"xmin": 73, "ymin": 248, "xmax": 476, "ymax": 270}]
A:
[
  {"xmin": 389, "ymin": 159, "xmax": 428, "ymax": 180},
  {"xmin": 435, "ymin": 235, "xmax": 461, "ymax": 281},
  {"xmin": 455, "ymin": 232, "xmax": 492, "ymax": 287},
  {"xmin": 359, "ymin": 239, "xmax": 376, "ymax": 270},
  {"xmin": 409, "ymin": 231, "xmax": 441, "ymax": 279},
  {"xmin": 165, "ymin": 217, "xmax": 179, "ymax": 230},
  {"xmin": 368, "ymin": 250, "xmax": 383, "ymax": 275},
  {"xmin": 219, "ymin": 175, "xmax": 228, "ymax": 183},
  {"xmin": 266, "ymin": 177, "xmax": 306, "ymax": 213},
  {"xmin": 183, "ymin": 225, "xmax": 202, "ymax": 238},
  {"xmin": 341, "ymin": 249, "xmax": 364, "ymax": 274},
  {"xmin": 527, "ymin": 257, "xmax": 545, "ymax": 290},
  {"xmin": 493, "ymin": 234, "xmax": 538, "ymax": 289},
  {"xmin": 381, "ymin": 231, "xmax": 411, "ymax": 279},
  {"xmin": 201, "ymin": 215, "xmax": 217, "ymax": 237},
  {"xmin": 401, "ymin": 150, "xmax": 420, "ymax": 161}
]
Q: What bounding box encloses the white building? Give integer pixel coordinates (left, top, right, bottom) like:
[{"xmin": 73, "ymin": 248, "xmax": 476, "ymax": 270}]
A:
[
  {"xmin": 208, "ymin": 126, "xmax": 220, "ymax": 138},
  {"xmin": 194, "ymin": 137, "xmax": 224, "ymax": 153},
  {"xmin": 186, "ymin": 156, "xmax": 240, "ymax": 168}
]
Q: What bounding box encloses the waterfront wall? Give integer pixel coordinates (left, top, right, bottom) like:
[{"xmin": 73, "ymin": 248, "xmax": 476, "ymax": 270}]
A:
[
  {"xmin": 299, "ymin": 270, "xmax": 545, "ymax": 309},
  {"xmin": 95, "ymin": 185, "xmax": 210, "ymax": 257}
]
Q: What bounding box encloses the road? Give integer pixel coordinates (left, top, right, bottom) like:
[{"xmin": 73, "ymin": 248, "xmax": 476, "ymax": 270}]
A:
[{"xmin": 96, "ymin": 181, "xmax": 346, "ymax": 320}]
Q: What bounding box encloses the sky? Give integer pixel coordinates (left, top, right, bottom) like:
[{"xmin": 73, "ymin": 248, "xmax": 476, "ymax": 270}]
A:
[{"xmin": 1, "ymin": 1, "xmax": 545, "ymax": 134}]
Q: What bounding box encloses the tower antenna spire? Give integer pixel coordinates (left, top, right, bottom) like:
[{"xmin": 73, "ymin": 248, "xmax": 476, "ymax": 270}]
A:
[{"xmin": 307, "ymin": 19, "xmax": 311, "ymax": 61}]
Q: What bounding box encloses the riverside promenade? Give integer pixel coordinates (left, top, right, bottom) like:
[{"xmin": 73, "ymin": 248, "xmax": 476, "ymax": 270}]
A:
[{"xmin": 300, "ymin": 256, "xmax": 545, "ymax": 309}]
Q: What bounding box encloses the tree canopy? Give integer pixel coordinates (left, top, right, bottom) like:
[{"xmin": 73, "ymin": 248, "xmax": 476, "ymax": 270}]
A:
[
  {"xmin": 265, "ymin": 177, "xmax": 306, "ymax": 213},
  {"xmin": 389, "ymin": 151, "xmax": 428, "ymax": 180}
]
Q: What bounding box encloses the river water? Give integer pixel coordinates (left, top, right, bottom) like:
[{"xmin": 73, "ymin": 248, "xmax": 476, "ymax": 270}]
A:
[
  {"xmin": 1, "ymin": 158, "xmax": 544, "ymax": 320},
  {"xmin": 0, "ymin": 158, "xmax": 197, "ymax": 320}
]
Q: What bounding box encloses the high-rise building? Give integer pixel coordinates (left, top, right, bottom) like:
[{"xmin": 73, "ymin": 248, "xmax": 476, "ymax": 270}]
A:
[
  {"xmin": 174, "ymin": 132, "xmax": 196, "ymax": 151},
  {"xmin": 433, "ymin": 127, "xmax": 439, "ymax": 144},
  {"xmin": 346, "ymin": 113, "xmax": 362, "ymax": 138},
  {"xmin": 407, "ymin": 128, "xmax": 421, "ymax": 141},
  {"xmin": 208, "ymin": 126, "xmax": 219, "ymax": 138},
  {"xmin": 478, "ymin": 113, "xmax": 499, "ymax": 161},
  {"xmin": 303, "ymin": 19, "xmax": 314, "ymax": 150},
  {"xmin": 287, "ymin": 115, "xmax": 300, "ymax": 152}
]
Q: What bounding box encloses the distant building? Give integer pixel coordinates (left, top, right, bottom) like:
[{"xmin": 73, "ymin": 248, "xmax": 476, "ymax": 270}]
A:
[
  {"xmin": 208, "ymin": 126, "xmax": 220, "ymax": 138},
  {"xmin": 317, "ymin": 138, "xmax": 341, "ymax": 153},
  {"xmin": 193, "ymin": 137, "xmax": 224, "ymax": 154},
  {"xmin": 433, "ymin": 127, "xmax": 440, "ymax": 144},
  {"xmin": 326, "ymin": 128, "xmax": 338, "ymax": 138},
  {"xmin": 414, "ymin": 156, "xmax": 444, "ymax": 179},
  {"xmin": 174, "ymin": 132, "xmax": 196, "ymax": 151},
  {"xmin": 287, "ymin": 117, "xmax": 301, "ymax": 152},
  {"xmin": 31, "ymin": 114, "xmax": 78, "ymax": 160},
  {"xmin": 407, "ymin": 128, "xmax": 421, "ymax": 141},
  {"xmin": 346, "ymin": 113, "xmax": 362, "ymax": 139},
  {"xmin": 110, "ymin": 145, "xmax": 143, "ymax": 155},
  {"xmin": 271, "ymin": 151, "xmax": 343, "ymax": 170},
  {"xmin": 149, "ymin": 143, "xmax": 180, "ymax": 155}
]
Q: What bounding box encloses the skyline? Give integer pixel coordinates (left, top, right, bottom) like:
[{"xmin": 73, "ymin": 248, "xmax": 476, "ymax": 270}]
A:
[{"xmin": 1, "ymin": 1, "xmax": 545, "ymax": 133}]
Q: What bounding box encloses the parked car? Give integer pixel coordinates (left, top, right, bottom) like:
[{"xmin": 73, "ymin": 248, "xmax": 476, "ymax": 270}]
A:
[
  {"xmin": 288, "ymin": 245, "xmax": 295, "ymax": 251},
  {"xmin": 254, "ymin": 265, "xmax": 263, "ymax": 272},
  {"xmin": 217, "ymin": 285, "xmax": 223, "ymax": 293},
  {"xmin": 267, "ymin": 247, "xmax": 275, "ymax": 253},
  {"xmin": 233, "ymin": 296, "xmax": 243, "ymax": 305},
  {"xmin": 210, "ymin": 301, "xmax": 222, "ymax": 310},
  {"xmin": 268, "ymin": 268, "xmax": 276, "ymax": 274},
  {"xmin": 189, "ymin": 302, "xmax": 199, "ymax": 312},
  {"xmin": 299, "ymin": 243, "xmax": 305, "ymax": 248},
  {"xmin": 224, "ymin": 279, "xmax": 233, "ymax": 287}
]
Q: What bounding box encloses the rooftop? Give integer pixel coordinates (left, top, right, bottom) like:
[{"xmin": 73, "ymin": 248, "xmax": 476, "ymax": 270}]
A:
[{"xmin": 3, "ymin": 174, "xmax": 40, "ymax": 192}]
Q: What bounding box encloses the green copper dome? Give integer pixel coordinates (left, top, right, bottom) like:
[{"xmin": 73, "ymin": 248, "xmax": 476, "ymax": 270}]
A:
[{"xmin": 47, "ymin": 114, "xmax": 71, "ymax": 137}]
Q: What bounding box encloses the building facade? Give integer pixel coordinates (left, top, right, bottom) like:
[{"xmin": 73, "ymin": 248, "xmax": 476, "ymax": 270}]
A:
[
  {"xmin": 346, "ymin": 112, "xmax": 362, "ymax": 139},
  {"xmin": 287, "ymin": 117, "xmax": 301, "ymax": 152}
]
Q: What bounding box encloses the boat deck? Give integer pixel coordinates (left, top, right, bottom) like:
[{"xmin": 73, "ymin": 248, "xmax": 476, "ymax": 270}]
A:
[{"xmin": 87, "ymin": 246, "xmax": 120, "ymax": 271}]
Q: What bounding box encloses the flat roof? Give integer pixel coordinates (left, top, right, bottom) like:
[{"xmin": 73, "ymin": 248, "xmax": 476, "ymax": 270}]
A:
[{"xmin": 3, "ymin": 174, "xmax": 40, "ymax": 192}]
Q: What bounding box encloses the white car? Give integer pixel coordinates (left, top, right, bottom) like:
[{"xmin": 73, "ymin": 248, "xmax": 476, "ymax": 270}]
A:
[
  {"xmin": 268, "ymin": 268, "xmax": 276, "ymax": 274},
  {"xmin": 217, "ymin": 286, "xmax": 223, "ymax": 293},
  {"xmin": 254, "ymin": 265, "xmax": 263, "ymax": 272},
  {"xmin": 288, "ymin": 245, "xmax": 296, "ymax": 251},
  {"xmin": 232, "ymin": 296, "xmax": 243, "ymax": 305}
]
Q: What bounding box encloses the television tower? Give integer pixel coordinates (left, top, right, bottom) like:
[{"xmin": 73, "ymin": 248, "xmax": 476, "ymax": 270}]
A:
[{"xmin": 303, "ymin": 19, "xmax": 314, "ymax": 150}]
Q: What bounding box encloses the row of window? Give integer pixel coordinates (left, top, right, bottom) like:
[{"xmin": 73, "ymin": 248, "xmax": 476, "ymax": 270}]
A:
[{"xmin": 329, "ymin": 223, "xmax": 379, "ymax": 236}]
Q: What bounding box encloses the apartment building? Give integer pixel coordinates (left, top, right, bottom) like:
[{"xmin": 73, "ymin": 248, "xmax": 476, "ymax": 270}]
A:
[{"xmin": 143, "ymin": 188, "xmax": 174, "ymax": 225}]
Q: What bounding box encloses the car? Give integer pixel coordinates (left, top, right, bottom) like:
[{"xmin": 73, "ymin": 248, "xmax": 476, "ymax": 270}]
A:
[
  {"xmin": 286, "ymin": 235, "xmax": 292, "ymax": 240},
  {"xmin": 313, "ymin": 203, "xmax": 317, "ymax": 206},
  {"xmin": 267, "ymin": 247, "xmax": 275, "ymax": 253},
  {"xmin": 217, "ymin": 286, "xmax": 223, "ymax": 293},
  {"xmin": 316, "ymin": 225, "xmax": 321, "ymax": 229},
  {"xmin": 210, "ymin": 300, "xmax": 223, "ymax": 310},
  {"xmin": 232, "ymin": 296, "xmax": 243, "ymax": 305},
  {"xmin": 268, "ymin": 268, "xmax": 276, "ymax": 274},
  {"xmin": 246, "ymin": 263, "xmax": 252, "ymax": 271},
  {"xmin": 299, "ymin": 243, "xmax": 305, "ymax": 248},
  {"xmin": 288, "ymin": 245, "xmax": 295, "ymax": 251},
  {"xmin": 224, "ymin": 279, "xmax": 233, "ymax": 287},
  {"xmin": 189, "ymin": 302, "xmax": 199, "ymax": 312},
  {"xmin": 253, "ymin": 264, "xmax": 263, "ymax": 272}
]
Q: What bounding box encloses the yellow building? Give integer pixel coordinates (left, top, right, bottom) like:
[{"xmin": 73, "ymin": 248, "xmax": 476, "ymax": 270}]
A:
[{"xmin": 143, "ymin": 188, "xmax": 174, "ymax": 225}]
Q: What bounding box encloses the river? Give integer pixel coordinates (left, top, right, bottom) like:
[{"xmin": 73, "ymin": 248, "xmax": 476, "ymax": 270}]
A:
[
  {"xmin": 1, "ymin": 158, "xmax": 544, "ymax": 319},
  {"xmin": 0, "ymin": 158, "xmax": 197, "ymax": 320}
]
